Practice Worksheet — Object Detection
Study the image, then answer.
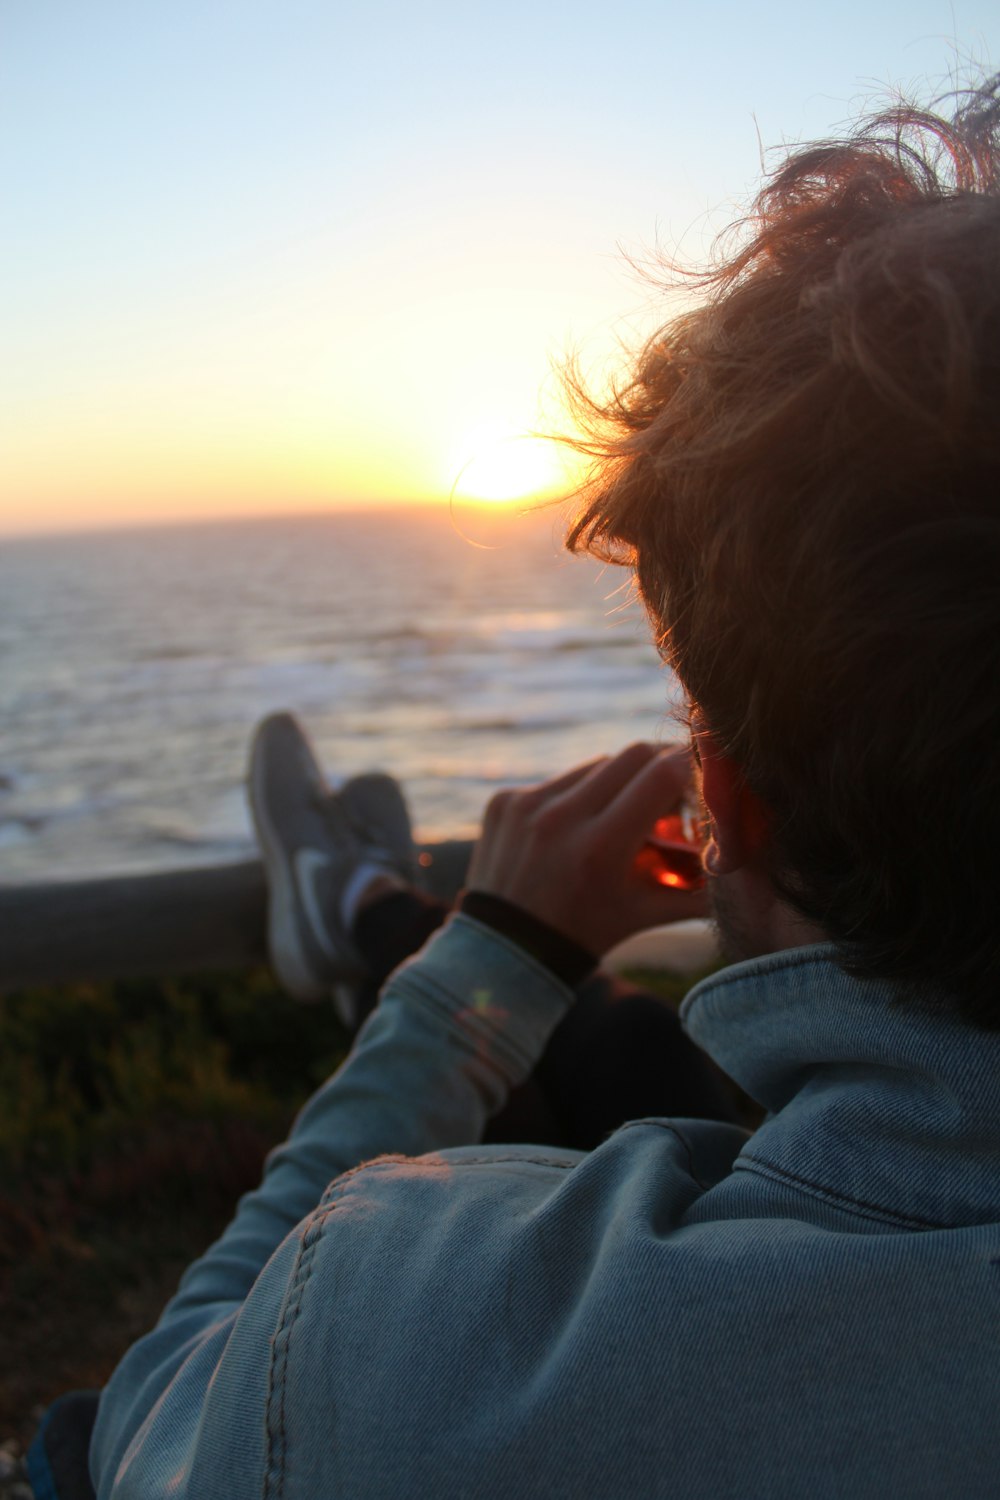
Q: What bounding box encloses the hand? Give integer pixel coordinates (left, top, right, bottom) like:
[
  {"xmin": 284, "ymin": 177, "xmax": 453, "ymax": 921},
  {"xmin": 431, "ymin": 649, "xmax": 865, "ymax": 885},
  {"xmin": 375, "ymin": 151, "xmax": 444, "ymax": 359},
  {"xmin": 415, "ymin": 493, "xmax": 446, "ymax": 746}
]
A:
[{"xmin": 466, "ymin": 742, "xmax": 707, "ymax": 957}]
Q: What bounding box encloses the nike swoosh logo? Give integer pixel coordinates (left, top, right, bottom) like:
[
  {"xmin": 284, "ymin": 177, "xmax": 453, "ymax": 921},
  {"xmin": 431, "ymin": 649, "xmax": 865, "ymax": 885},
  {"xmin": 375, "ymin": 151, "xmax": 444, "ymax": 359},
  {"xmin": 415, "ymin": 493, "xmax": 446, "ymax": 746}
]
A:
[{"xmin": 293, "ymin": 847, "xmax": 342, "ymax": 961}]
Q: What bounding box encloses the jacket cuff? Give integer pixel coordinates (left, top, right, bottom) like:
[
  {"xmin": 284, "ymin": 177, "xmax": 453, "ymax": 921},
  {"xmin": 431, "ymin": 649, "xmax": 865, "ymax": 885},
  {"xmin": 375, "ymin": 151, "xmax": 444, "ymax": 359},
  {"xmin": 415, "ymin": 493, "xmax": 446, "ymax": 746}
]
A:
[
  {"xmin": 393, "ymin": 911, "xmax": 577, "ymax": 1084},
  {"xmin": 458, "ymin": 889, "xmax": 598, "ymax": 989}
]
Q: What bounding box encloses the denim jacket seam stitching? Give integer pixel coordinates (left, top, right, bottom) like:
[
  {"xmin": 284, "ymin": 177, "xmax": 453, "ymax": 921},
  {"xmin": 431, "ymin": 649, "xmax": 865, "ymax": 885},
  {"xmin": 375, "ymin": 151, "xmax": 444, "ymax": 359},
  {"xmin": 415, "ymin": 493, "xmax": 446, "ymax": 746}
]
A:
[
  {"xmin": 340, "ymin": 1152, "xmax": 578, "ymax": 1177},
  {"xmin": 734, "ymin": 1153, "xmax": 943, "ymax": 1229},
  {"xmin": 446, "ymin": 1153, "xmax": 576, "ymax": 1169},
  {"xmin": 263, "ymin": 1202, "xmax": 338, "ymax": 1500},
  {"xmin": 315, "ymin": 1155, "xmax": 413, "ymax": 1206}
]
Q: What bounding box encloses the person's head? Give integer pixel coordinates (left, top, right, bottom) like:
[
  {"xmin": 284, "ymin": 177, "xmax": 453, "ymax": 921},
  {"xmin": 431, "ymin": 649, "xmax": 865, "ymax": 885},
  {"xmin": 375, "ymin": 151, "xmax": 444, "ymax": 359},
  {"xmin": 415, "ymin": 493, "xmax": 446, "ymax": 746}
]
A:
[{"xmin": 568, "ymin": 80, "xmax": 1000, "ymax": 1027}]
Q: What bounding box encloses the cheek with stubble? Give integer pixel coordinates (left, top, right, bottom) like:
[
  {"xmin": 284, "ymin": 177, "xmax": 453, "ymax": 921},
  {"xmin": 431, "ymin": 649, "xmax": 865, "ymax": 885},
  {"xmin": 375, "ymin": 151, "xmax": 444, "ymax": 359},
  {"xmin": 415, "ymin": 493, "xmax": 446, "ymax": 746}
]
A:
[{"xmin": 707, "ymin": 873, "xmax": 761, "ymax": 965}]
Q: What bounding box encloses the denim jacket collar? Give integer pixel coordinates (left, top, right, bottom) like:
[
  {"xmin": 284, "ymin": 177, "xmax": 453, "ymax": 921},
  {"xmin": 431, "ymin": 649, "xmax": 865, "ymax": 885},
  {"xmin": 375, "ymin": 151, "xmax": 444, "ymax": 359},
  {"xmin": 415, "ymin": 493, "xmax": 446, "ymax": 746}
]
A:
[{"xmin": 682, "ymin": 943, "xmax": 1000, "ymax": 1230}]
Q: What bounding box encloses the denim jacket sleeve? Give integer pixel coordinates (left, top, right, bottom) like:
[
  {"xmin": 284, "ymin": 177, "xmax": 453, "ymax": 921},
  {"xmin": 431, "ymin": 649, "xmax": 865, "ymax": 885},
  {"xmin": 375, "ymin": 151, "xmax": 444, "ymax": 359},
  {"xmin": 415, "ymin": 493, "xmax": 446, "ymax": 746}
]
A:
[{"xmin": 89, "ymin": 914, "xmax": 575, "ymax": 1500}]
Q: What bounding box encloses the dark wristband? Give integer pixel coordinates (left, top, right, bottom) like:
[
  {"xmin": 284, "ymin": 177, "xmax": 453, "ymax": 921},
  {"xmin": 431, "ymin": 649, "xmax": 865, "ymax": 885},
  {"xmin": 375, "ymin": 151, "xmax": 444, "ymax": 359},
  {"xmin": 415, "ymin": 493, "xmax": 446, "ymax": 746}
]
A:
[{"xmin": 458, "ymin": 889, "xmax": 598, "ymax": 989}]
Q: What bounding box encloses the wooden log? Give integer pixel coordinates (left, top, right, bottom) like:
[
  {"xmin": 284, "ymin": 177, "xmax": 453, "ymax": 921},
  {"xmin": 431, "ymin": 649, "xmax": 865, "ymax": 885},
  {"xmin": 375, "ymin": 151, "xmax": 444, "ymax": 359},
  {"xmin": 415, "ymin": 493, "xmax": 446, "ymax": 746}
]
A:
[{"xmin": 0, "ymin": 840, "xmax": 474, "ymax": 990}]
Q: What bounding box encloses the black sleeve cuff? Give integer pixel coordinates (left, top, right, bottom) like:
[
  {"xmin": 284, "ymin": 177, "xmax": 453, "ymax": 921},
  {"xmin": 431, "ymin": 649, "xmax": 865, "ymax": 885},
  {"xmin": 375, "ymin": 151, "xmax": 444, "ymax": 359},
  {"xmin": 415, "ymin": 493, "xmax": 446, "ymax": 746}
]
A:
[{"xmin": 458, "ymin": 890, "xmax": 598, "ymax": 990}]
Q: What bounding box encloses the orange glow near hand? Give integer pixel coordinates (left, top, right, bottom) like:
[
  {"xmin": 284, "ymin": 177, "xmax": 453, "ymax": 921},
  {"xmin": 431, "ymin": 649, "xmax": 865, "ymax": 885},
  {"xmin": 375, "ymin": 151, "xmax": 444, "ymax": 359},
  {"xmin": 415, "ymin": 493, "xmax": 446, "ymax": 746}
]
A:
[{"xmin": 637, "ymin": 812, "xmax": 706, "ymax": 892}]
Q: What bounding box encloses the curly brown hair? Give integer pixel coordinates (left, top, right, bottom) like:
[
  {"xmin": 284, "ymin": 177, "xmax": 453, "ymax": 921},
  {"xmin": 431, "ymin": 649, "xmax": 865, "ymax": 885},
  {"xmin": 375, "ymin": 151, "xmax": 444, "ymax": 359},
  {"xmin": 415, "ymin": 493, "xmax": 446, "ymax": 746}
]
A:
[{"xmin": 567, "ymin": 80, "xmax": 1000, "ymax": 1026}]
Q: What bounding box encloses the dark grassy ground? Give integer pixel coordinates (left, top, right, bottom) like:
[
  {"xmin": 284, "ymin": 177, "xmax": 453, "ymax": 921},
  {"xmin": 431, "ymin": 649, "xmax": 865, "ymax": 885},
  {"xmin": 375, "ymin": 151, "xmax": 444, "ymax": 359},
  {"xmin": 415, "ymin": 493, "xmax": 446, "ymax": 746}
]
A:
[
  {"xmin": 0, "ymin": 964, "xmax": 726, "ymax": 1456},
  {"xmin": 0, "ymin": 970, "xmax": 349, "ymax": 1453}
]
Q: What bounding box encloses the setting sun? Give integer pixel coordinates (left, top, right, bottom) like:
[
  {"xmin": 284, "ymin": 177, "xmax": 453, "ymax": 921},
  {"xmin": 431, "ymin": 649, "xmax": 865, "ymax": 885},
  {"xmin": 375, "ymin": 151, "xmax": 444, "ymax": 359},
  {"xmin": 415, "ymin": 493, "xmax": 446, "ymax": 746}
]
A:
[
  {"xmin": 449, "ymin": 424, "xmax": 579, "ymax": 505},
  {"xmin": 2, "ymin": 4, "xmax": 987, "ymax": 539}
]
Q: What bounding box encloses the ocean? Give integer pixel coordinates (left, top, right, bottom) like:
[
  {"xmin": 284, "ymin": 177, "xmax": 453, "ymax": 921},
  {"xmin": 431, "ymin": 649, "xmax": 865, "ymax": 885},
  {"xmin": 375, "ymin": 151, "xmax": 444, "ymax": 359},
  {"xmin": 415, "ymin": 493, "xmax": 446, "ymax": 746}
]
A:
[{"xmin": 0, "ymin": 505, "xmax": 683, "ymax": 884}]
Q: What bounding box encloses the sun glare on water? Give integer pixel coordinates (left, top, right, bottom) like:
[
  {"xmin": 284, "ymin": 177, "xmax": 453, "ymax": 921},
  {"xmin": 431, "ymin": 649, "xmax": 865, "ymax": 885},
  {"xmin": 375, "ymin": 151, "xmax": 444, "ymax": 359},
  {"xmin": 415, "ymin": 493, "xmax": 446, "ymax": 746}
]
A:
[{"xmin": 449, "ymin": 423, "xmax": 575, "ymax": 506}]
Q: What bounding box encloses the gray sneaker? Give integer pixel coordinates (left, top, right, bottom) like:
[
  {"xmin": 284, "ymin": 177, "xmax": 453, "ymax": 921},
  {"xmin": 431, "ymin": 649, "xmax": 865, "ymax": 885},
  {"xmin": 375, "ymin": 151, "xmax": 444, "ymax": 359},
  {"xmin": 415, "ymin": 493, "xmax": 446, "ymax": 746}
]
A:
[
  {"xmin": 248, "ymin": 713, "xmax": 416, "ymax": 1009},
  {"xmin": 249, "ymin": 712, "xmax": 370, "ymax": 1002},
  {"xmin": 340, "ymin": 772, "xmax": 419, "ymax": 886},
  {"xmin": 330, "ymin": 771, "xmax": 421, "ymax": 1028}
]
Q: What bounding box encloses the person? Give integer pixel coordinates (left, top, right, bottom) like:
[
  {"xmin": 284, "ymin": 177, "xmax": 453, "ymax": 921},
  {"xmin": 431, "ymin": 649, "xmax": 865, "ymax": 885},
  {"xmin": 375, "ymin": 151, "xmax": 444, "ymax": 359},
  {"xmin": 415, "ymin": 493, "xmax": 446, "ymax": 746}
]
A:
[
  {"xmin": 244, "ymin": 714, "xmax": 739, "ymax": 1152},
  {"xmin": 47, "ymin": 84, "xmax": 1000, "ymax": 1497}
]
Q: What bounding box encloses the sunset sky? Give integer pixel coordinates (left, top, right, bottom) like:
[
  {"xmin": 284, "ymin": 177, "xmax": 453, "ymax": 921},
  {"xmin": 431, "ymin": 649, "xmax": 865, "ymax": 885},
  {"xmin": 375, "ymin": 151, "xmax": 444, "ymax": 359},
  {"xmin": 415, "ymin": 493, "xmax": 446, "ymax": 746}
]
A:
[{"xmin": 2, "ymin": 2, "xmax": 997, "ymax": 535}]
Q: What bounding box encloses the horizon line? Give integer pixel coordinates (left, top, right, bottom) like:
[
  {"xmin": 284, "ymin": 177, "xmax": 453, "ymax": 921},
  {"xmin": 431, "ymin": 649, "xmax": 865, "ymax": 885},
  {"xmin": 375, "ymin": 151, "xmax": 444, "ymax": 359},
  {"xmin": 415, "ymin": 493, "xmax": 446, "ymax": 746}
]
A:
[{"xmin": 0, "ymin": 490, "xmax": 575, "ymax": 545}]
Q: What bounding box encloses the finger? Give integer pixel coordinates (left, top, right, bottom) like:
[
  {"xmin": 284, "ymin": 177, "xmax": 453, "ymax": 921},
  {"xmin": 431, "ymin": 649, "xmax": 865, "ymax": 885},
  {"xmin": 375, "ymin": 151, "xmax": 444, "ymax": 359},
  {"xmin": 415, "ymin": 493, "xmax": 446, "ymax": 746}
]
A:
[
  {"xmin": 526, "ymin": 754, "xmax": 611, "ymax": 804},
  {"xmin": 601, "ymin": 747, "xmax": 699, "ymax": 854},
  {"xmin": 480, "ymin": 787, "xmax": 515, "ymax": 834},
  {"xmin": 550, "ymin": 741, "xmax": 661, "ymax": 819}
]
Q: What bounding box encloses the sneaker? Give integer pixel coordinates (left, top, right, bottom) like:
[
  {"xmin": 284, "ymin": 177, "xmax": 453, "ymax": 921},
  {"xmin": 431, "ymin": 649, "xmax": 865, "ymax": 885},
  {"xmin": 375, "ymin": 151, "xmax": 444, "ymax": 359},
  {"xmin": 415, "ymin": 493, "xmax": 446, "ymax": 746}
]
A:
[
  {"xmin": 248, "ymin": 713, "xmax": 419, "ymax": 1016},
  {"xmin": 330, "ymin": 773, "xmax": 420, "ymax": 1028},
  {"xmin": 340, "ymin": 772, "xmax": 419, "ymax": 887},
  {"xmin": 248, "ymin": 713, "xmax": 367, "ymax": 1003}
]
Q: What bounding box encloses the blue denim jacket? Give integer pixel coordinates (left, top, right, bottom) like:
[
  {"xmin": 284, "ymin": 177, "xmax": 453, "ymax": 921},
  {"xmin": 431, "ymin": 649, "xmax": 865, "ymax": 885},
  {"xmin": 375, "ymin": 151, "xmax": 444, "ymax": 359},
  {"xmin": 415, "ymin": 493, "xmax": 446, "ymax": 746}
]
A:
[{"xmin": 91, "ymin": 916, "xmax": 1000, "ymax": 1499}]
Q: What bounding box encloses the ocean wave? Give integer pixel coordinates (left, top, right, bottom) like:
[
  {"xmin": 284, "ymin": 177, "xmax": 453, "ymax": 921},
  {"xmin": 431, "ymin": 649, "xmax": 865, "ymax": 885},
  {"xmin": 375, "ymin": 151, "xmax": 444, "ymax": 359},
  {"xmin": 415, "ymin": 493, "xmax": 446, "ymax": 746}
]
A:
[
  {"xmin": 0, "ymin": 509, "xmax": 673, "ymax": 881},
  {"xmin": 553, "ymin": 633, "xmax": 646, "ymax": 653},
  {"xmin": 133, "ymin": 644, "xmax": 205, "ymax": 663},
  {"xmin": 450, "ymin": 715, "xmax": 578, "ymax": 734}
]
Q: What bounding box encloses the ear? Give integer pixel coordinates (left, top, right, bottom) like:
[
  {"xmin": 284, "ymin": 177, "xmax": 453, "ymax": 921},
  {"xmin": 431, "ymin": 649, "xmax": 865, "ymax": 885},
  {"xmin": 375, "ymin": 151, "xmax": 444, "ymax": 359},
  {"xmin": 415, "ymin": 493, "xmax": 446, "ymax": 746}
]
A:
[{"xmin": 694, "ymin": 731, "xmax": 770, "ymax": 875}]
